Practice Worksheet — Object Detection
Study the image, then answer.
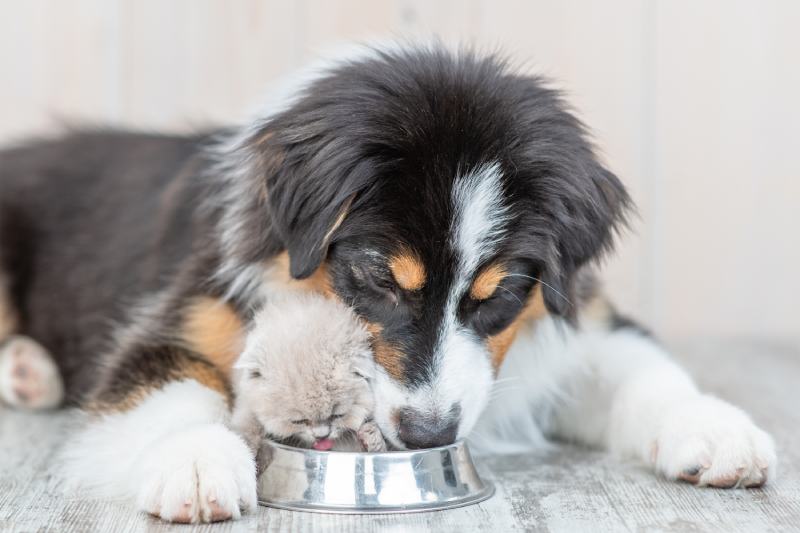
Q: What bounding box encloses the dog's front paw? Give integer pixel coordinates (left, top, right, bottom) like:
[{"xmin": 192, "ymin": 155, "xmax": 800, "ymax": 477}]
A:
[
  {"xmin": 652, "ymin": 395, "xmax": 776, "ymax": 488},
  {"xmin": 136, "ymin": 423, "xmax": 257, "ymax": 523}
]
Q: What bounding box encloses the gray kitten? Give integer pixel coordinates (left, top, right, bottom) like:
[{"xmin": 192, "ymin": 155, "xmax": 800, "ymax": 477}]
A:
[{"xmin": 231, "ymin": 292, "xmax": 386, "ymax": 469}]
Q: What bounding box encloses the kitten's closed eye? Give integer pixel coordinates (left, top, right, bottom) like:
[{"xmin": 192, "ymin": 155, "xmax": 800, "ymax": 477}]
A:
[
  {"xmin": 249, "ymin": 369, "xmax": 262, "ymax": 379},
  {"xmin": 330, "ymin": 413, "xmax": 345, "ymax": 420},
  {"xmin": 291, "ymin": 418, "xmax": 310, "ymax": 425},
  {"xmin": 352, "ymin": 371, "xmax": 369, "ymax": 381}
]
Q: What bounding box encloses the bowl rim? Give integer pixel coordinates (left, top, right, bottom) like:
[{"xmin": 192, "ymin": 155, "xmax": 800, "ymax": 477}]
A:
[{"xmin": 264, "ymin": 438, "xmax": 470, "ymax": 456}]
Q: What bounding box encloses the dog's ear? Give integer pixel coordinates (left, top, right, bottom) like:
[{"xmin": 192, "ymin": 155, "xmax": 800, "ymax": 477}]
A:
[
  {"xmin": 235, "ymin": 125, "xmax": 370, "ymax": 280},
  {"xmin": 538, "ymin": 161, "xmax": 630, "ymax": 320},
  {"xmin": 511, "ymin": 75, "xmax": 632, "ymax": 320},
  {"xmin": 275, "ymin": 187, "xmax": 356, "ymax": 280}
]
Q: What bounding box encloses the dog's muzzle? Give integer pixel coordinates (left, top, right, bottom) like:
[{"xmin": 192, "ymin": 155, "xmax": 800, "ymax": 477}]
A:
[{"xmin": 396, "ymin": 404, "xmax": 461, "ymax": 449}]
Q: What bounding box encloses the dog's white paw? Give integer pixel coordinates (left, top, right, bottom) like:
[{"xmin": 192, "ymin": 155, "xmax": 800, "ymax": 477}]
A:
[
  {"xmin": 652, "ymin": 395, "xmax": 776, "ymax": 488},
  {"xmin": 135, "ymin": 423, "xmax": 257, "ymax": 523},
  {"xmin": 0, "ymin": 335, "xmax": 63, "ymax": 409}
]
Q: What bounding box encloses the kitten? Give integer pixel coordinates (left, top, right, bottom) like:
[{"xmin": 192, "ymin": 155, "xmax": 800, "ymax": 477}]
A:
[{"xmin": 231, "ymin": 292, "xmax": 386, "ymax": 468}]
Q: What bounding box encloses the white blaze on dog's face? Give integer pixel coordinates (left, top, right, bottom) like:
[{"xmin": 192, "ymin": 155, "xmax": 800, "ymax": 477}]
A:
[
  {"xmin": 324, "ymin": 163, "xmax": 546, "ymax": 449},
  {"xmin": 222, "ymin": 46, "xmax": 630, "ymax": 449},
  {"xmin": 370, "ymin": 163, "xmax": 508, "ymax": 448}
]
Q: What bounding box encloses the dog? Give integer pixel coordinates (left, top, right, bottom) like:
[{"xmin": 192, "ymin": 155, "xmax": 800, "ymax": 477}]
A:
[{"xmin": 0, "ymin": 43, "xmax": 776, "ymax": 523}]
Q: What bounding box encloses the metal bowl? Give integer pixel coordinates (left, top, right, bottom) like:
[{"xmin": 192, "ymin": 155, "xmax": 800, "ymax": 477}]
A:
[{"xmin": 257, "ymin": 439, "xmax": 494, "ymax": 514}]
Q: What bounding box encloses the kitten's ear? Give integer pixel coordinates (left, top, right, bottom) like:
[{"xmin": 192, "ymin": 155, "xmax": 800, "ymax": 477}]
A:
[{"xmin": 351, "ymin": 352, "xmax": 376, "ymax": 381}]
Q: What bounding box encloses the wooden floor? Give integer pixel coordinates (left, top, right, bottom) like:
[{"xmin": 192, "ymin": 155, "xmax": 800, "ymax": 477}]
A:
[{"xmin": 1, "ymin": 338, "xmax": 798, "ymax": 532}]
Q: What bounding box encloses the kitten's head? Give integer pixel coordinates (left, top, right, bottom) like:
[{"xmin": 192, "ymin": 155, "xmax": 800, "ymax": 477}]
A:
[{"xmin": 235, "ymin": 292, "xmax": 375, "ymax": 449}]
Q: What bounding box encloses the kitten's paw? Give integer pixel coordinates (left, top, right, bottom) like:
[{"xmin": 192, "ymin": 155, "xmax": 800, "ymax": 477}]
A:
[
  {"xmin": 358, "ymin": 421, "xmax": 387, "ymax": 452},
  {"xmin": 652, "ymin": 395, "xmax": 776, "ymax": 488},
  {"xmin": 0, "ymin": 335, "xmax": 63, "ymax": 409},
  {"xmin": 136, "ymin": 424, "xmax": 257, "ymax": 523}
]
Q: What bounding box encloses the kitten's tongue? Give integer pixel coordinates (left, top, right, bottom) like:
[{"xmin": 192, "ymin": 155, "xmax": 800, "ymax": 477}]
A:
[{"xmin": 313, "ymin": 438, "xmax": 334, "ymax": 451}]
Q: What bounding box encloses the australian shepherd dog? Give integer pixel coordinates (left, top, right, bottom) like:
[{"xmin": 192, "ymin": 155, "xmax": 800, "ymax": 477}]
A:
[{"xmin": 0, "ymin": 44, "xmax": 775, "ymax": 523}]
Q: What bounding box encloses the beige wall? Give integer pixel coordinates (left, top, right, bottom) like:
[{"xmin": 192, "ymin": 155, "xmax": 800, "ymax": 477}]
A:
[{"xmin": 1, "ymin": 0, "xmax": 798, "ymax": 342}]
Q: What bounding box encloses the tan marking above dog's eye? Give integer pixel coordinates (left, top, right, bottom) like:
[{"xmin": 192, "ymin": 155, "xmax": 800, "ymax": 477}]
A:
[
  {"xmin": 470, "ymin": 262, "xmax": 507, "ymax": 300},
  {"xmin": 388, "ymin": 250, "xmax": 426, "ymax": 291}
]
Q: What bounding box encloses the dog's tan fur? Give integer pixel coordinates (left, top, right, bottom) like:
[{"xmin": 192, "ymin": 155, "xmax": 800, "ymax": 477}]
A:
[
  {"xmin": 487, "ymin": 285, "xmax": 548, "ymax": 371},
  {"xmin": 389, "ymin": 249, "xmax": 426, "ymax": 291},
  {"xmin": 470, "ymin": 262, "xmax": 507, "ymax": 300},
  {"xmin": 266, "ymin": 252, "xmax": 335, "ymax": 296},
  {"xmin": 365, "ymin": 322, "xmax": 406, "ymax": 381},
  {"xmin": 181, "ymin": 297, "xmax": 246, "ymax": 377}
]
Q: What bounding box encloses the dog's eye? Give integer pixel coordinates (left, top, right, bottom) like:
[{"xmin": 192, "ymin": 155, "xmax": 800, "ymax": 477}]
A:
[
  {"xmin": 461, "ymin": 265, "xmax": 540, "ymax": 337},
  {"xmin": 291, "ymin": 418, "xmax": 310, "ymax": 425},
  {"xmin": 365, "ymin": 274, "xmax": 399, "ymax": 304}
]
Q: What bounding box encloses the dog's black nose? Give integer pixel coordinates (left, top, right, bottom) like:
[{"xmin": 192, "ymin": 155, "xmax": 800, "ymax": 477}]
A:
[{"xmin": 397, "ymin": 406, "xmax": 460, "ymax": 449}]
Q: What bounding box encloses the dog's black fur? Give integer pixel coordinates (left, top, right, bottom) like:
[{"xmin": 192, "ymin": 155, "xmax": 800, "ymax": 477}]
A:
[
  {"xmin": 0, "ymin": 47, "xmax": 630, "ymax": 427},
  {"xmin": 218, "ymin": 48, "xmax": 630, "ymax": 392},
  {"xmin": 0, "ymin": 133, "xmax": 211, "ymax": 395}
]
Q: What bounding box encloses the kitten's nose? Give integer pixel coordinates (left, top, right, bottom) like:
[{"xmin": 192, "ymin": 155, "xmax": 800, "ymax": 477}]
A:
[
  {"xmin": 397, "ymin": 405, "xmax": 460, "ymax": 449},
  {"xmin": 312, "ymin": 424, "xmax": 331, "ymax": 438}
]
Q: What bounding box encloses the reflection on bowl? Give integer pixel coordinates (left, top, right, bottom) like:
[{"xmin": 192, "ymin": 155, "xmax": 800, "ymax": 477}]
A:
[{"xmin": 257, "ymin": 439, "xmax": 494, "ymax": 514}]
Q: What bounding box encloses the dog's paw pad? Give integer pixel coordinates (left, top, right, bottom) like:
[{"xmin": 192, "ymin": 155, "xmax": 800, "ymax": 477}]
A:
[
  {"xmin": 653, "ymin": 395, "xmax": 777, "ymax": 489},
  {"xmin": 677, "ymin": 465, "xmax": 706, "ymax": 484},
  {"xmin": 0, "ymin": 336, "xmax": 63, "ymax": 409},
  {"xmin": 207, "ymin": 499, "xmax": 232, "ymax": 522}
]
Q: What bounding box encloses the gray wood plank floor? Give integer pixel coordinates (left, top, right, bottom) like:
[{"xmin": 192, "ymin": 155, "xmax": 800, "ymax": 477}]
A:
[{"xmin": 1, "ymin": 338, "xmax": 798, "ymax": 532}]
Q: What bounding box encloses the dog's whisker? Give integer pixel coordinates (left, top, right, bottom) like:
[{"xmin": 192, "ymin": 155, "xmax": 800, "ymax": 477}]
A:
[
  {"xmin": 495, "ymin": 285, "xmax": 523, "ymax": 306},
  {"xmin": 492, "ymin": 377, "xmax": 522, "ymax": 386},
  {"xmin": 489, "ymin": 387, "xmax": 519, "ymax": 398},
  {"xmin": 488, "ymin": 379, "xmax": 523, "ymax": 400},
  {"xmin": 503, "ymin": 273, "xmax": 573, "ymax": 307},
  {"xmin": 489, "ymin": 384, "xmax": 522, "ymax": 397},
  {"xmin": 492, "ymin": 381, "xmax": 522, "ymax": 389},
  {"xmin": 490, "ymin": 382, "xmax": 522, "ymax": 393},
  {"xmin": 467, "ymin": 429, "xmax": 489, "ymax": 441}
]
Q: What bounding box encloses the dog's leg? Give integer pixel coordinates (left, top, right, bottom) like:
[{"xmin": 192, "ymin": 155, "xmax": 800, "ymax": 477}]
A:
[
  {"xmin": 0, "ymin": 336, "xmax": 64, "ymax": 409},
  {"xmin": 0, "ymin": 271, "xmax": 17, "ymax": 342},
  {"xmin": 61, "ymin": 344, "xmax": 257, "ymax": 524},
  {"xmin": 546, "ymin": 300, "xmax": 777, "ymax": 488}
]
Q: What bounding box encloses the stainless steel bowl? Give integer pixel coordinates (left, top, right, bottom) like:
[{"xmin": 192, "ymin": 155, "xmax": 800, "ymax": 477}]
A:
[{"xmin": 257, "ymin": 439, "xmax": 494, "ymax": 514}]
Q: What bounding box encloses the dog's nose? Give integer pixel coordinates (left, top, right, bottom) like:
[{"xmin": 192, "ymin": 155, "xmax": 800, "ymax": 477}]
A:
[{"xmin": 397, "ymin": 406, "xmax": 460, "ymax": 449}]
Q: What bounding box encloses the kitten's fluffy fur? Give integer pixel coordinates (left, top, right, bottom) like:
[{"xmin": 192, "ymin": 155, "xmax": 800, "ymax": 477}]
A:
[{"xmin": 231, "ymin": 292, "xmax": 386, "ymax": 460}]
